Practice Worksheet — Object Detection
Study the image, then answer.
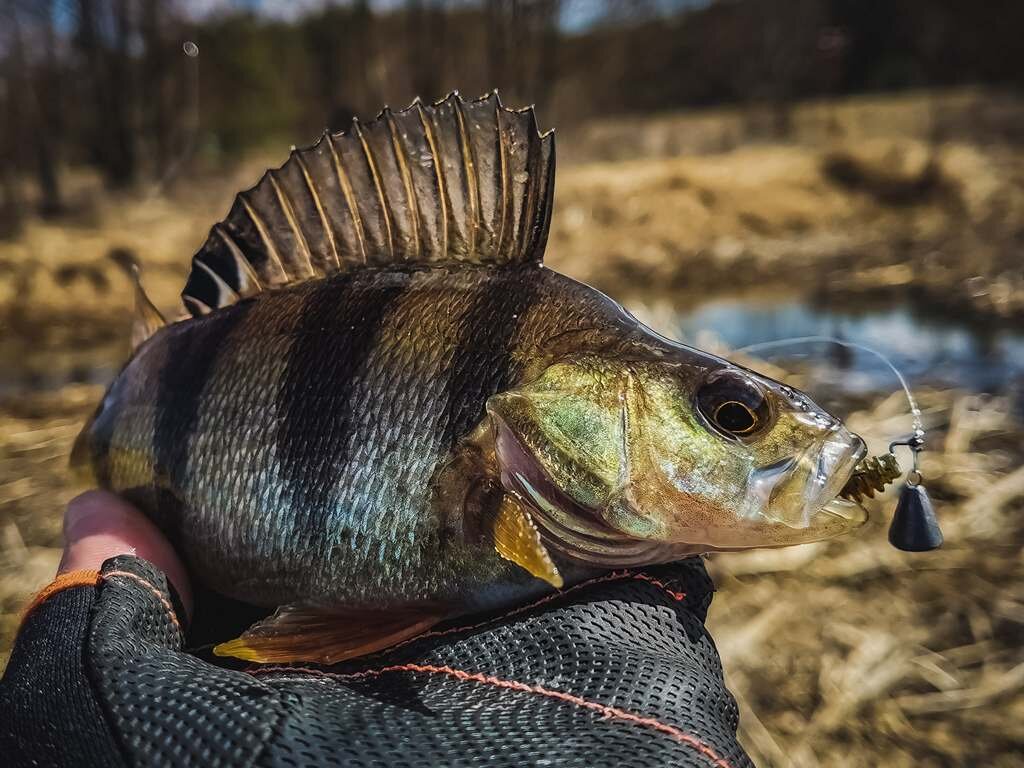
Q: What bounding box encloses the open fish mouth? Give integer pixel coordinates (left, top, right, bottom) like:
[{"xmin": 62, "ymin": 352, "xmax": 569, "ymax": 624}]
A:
[{"xmin": 752, "ymin": 428, "xmax": 867, "ymax": 530}]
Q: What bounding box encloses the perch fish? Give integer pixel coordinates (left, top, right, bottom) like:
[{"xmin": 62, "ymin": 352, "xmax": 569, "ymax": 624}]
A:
[{"xmin": 72, "ymin": 93, "xmax": 873, "ymax": 664}]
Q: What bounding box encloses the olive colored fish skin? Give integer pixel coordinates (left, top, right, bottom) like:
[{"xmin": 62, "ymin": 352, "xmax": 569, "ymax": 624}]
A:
[{"xmin": 74, "ymin": 264, "xmax": 650, "ymax": 610}]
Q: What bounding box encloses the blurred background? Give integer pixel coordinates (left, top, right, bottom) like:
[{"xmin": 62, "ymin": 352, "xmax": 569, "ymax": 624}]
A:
[{"xmin": 1, "ymin": 1, "xmax": 1022, "ymax": 765}]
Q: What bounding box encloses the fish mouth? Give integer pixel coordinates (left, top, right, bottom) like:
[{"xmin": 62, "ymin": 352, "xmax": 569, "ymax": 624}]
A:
[{"xmin": 754, "ymin": 428, "xmax": 868, "ymax": 530}]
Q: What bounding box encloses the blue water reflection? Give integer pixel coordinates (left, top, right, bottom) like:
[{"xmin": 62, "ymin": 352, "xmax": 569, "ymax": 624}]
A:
[{"xmin": 673, "ymin": 298, "xmax": 1024, "ymax": 394}]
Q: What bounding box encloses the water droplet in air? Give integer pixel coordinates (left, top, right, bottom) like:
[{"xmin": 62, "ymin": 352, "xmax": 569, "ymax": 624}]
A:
[{"xmin": 182, "ymin": 41, "xmax": 199, "ymax": 57}]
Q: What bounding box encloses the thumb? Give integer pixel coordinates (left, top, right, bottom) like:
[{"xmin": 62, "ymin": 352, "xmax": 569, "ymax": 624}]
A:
[{"xmin": 59, "ymin": 490, "xmax": 193, "ymax": 621}]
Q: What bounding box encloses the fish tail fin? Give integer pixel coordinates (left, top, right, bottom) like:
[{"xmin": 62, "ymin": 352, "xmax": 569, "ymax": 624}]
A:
[{"xmin": 182, "ymin": 91, "xmax": 555, "ymax": 317}]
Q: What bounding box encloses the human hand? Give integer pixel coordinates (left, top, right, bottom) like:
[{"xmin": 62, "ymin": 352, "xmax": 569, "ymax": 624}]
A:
[{"xmin": 1, "ymin": 491, "xmax": 752, "ymax": 768}]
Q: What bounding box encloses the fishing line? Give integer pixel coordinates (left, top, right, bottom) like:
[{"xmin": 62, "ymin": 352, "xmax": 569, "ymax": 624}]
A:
[
  {"xmin": 736, "ymin": 335, "xmax": 923, "ymax": 437},
  {"xmin": 736, "ymin": 334, "xmax": 942, "ymax": 551}
]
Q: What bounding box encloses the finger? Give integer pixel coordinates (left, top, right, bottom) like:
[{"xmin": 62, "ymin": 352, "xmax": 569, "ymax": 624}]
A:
[{"xmin": 59, "ymin": 490, "xmax": 193, "ymax": 621}]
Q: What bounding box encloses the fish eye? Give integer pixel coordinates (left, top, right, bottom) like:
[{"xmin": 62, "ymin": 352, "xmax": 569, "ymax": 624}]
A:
[{"xmin": 696, "ymin": 371, "xmax": 771, "ymax": 439}]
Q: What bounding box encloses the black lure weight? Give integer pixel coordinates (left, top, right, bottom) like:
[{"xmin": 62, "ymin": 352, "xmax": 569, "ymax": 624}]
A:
[
  {"xmin": 888, "ymin": 480, "xmax": 943, "ymax": 552},
  {"xmin": 886, "ymin": 433, "xmax": 943, "ymax": 552}
]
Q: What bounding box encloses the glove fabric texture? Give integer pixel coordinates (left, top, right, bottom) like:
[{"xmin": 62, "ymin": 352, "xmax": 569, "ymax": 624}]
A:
[{"xmin": 0, "ymin": 555, "xmax": 753, "ymax": 768}]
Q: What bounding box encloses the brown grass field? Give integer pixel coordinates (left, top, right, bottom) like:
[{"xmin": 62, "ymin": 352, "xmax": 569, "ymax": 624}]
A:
[{"xmin": 1, "ymin": 89, "xmax": 1022, "ymax": 767}]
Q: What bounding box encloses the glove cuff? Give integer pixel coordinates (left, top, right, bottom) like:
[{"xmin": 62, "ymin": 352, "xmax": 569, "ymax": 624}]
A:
[{"xmin": 21, "ymin": 569, "xmax": 103, "ymax": 628}]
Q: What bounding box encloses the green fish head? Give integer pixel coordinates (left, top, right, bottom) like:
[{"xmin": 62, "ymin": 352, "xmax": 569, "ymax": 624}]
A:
[{"xmin": 486, "ymin": 351, "xmax": 868, "ymax": 565}]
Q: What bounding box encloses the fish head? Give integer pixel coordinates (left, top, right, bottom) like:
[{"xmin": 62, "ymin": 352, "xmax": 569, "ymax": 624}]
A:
[{"xmin": 487, "ymin": 351, "xmax": 867, "ymax": 565}]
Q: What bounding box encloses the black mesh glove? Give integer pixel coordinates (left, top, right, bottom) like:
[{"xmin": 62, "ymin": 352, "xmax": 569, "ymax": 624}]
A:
[{"xmin": 1, "ymin": 554, "xmax": 752, "ymax": 768}]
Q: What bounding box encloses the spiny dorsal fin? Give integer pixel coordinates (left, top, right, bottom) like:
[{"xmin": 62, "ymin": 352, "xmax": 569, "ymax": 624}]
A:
[{"xmin": 182, "ymin": 91, "xmax": 555, "ymax": 317}]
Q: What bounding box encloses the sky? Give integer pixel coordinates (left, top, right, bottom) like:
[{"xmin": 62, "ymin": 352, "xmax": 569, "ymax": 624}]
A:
[{"xmin": 175, "ymin": 0, "xmax": 715, "ymax": 32}]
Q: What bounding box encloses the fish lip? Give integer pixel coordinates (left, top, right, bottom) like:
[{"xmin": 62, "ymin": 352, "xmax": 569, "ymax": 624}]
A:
[
  {"xmin": 817, "ymin": 433, "xmax": 870, "ymax": 526},
  {"xmin": 758, "ymin": 426, "xmax": 867, "ymax": 529},
  {"xmin": 820, "ymin": 496, "xmax": 869, "ymax": 525}
]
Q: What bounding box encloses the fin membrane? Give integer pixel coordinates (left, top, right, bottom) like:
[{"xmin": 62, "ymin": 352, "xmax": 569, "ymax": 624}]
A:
[
  {"xmin": 213, "ymin": 604, "xmax": 443, "ymax": 665},
  {"xmin": 183, "ymin": 91, "xmax": 555, "ymax": 317},
  {"xmin": 493, "ymin": 495, "xmax": 563, "ymax": 588},
  {"xmin": 128, "ymin": 265, "xmax": 166, "ymax": 350}
]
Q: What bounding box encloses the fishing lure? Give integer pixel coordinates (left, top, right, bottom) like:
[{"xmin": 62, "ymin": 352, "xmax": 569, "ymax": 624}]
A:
[{"xmin": 740, "ymin": 337, "xmax": 943, "ymax": 552}]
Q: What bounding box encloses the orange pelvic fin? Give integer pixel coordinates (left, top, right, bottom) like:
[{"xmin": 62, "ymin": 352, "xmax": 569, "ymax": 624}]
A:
[{"xmin": 213, "ymin": 604, "xmax": 443, "ymax": 665}]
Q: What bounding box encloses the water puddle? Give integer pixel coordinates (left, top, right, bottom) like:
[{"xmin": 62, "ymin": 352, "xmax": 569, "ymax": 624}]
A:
[{"xmin": 634, "ymin": 294, "xmax": 1024, "ymax": 395}]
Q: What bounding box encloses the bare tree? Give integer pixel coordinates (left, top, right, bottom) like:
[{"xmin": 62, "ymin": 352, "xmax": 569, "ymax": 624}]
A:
[
  {"xmin": 485, "ymin": 0, "xmax": 561, "ymax": 108},
  {"xmin": 406, "ymin": 0, "xmax": 447, "ymax": 100},
  {"xmin": 75, "ymin": 0, "xmax": 137, "ymax": 188},
  {"xmin": 34, "ymin": 0, "xmax": 64, "ymax": 216},
  {"xmin": 0, "ymin": 0, "xmax": 27, "ymax": 237}
]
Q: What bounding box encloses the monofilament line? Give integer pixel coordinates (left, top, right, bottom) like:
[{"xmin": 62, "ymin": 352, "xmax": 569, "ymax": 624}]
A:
[{"xmin": 737, "ymin": 335, "xmax": 924, "ymax": 436}]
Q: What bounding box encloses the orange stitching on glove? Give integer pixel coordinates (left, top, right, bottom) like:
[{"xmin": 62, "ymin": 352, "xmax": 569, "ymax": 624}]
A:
[
  {"xmin": 102, "ymin": 570, "xmax": 182, "ymax": 633},
  {"xmin": 20, "ymin": 570, "xmax": 103, "ymax": 625},
  {"xmin": 632, "ymin": 572, "xmax": 688, "ymax": 602},
  {"xmin": 253, "ymin": 663, "xmax": 732, "ymax": 768}
]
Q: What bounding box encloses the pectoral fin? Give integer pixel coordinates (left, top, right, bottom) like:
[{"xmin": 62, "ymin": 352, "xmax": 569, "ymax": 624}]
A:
[
  {"xmin": 213, "ymin": 604, "xmax": 443, "ymax": 665},
  {"xmin": 493, "ymin": 495, "xmax": 563, "ymax": 588}
]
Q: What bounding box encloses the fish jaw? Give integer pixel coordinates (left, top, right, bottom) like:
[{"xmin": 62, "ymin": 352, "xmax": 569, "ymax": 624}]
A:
[
  {"xmin": 612, "ymin": 414, "xmax": 871, "ymax": 551},
  {"xmin": 746, "ymin": 425, "xmax": 868, "ymax": 530}
]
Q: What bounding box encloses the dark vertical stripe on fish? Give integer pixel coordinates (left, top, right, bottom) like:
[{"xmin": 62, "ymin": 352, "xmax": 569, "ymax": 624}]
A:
[
  {"xmin": 275, "ymin": 274, "xmax": 407, "ymax": 516},
  {"xmin": 439, "ymin": 267, "xmax": 539, "ymax": 446},
  {"xmin": 154, "ymin": 302, "xmax": 254, "ymax": 486}
]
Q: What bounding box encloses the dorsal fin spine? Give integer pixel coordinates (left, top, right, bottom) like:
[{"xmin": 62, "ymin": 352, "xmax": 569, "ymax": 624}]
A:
[
  {"xmin": 268, "ymin": 170, "xmax": 316, "ymax": 278},
  {"xmin": 494, "ymin": 96, "xmax": 512, "ymax": 259},
  {"xmin": 194, "ymin": 257, "xmax": 241, "ymax": 306},
  {"xmin": 215, "ymin": 226, "xmax": 263, "ymax": 296},
  {"xmin": 516, "ymin": 109, "xmax": 540, "ymax": 264},
  {"xmin": 451, "ymin": 94, "xmax": 481, "ymax": 260},
  {"xmin": 352, "ymin": 118, "xmax": 395, "ymax": 263},
  {"xmin": 522, "ymin": 107, "xmax": 554, "ymax": 264},
  {"xmin": 383, "ymin": 108, "xmax": 422, "ymax": 262},
  {"xmin": 184, "ymin": 296, "xmax": 212, "ymax": 316},
  {"xmin": 415, "ymin": 100, "xmax": 449, "ymax": 262},
  {"xmin": 292, "ymin": 149, "xmax": 341, "ymax": 269},
  {"xmin": 325, "ymin": 131, "xmax": 368, "ymax": 263},
  {"xmin": 240, "ymin": 194, "xmax": 289, "ymax": 281}
]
